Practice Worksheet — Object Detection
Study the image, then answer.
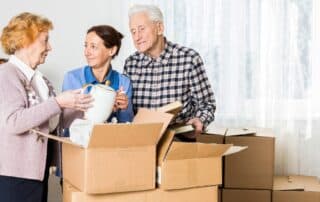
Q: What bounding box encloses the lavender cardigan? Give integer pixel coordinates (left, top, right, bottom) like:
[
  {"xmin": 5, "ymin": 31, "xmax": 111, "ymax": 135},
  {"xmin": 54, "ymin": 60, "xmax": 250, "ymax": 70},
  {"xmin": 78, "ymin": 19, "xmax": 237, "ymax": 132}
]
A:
[{"xmin": 0, "ymin": 63, "xmax": 67, "ymax": 181}]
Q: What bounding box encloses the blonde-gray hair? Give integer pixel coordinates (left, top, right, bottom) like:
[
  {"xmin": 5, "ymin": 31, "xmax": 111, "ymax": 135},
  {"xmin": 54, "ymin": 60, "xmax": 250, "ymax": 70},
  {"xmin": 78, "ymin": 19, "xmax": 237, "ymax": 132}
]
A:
[
  {"xmin": 128, "ymin": 4, "xmax": 163, "ymax": 22},
  {"xmin": 1, "ymin": 12, "xmax": 53, "ymax": 55}
]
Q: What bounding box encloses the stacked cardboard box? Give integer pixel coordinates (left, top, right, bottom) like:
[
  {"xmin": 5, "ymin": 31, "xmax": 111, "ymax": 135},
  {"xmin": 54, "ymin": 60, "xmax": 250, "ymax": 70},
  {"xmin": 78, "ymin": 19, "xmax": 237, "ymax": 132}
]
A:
[
  {"xmin": 273, "ymin": 175, "xmax": 320, "ymax": 202},
  {"xmin": 222, "ymin": 189, "xmax": 271, "ymax": 202},
  {"xmin": 197, "ymin": 125, "xmax": 226, "ymax": 144},
  {"xmin": 198, "ymin": 127, "xmax": 275, "ymax": 202},
  {"xmin": 37, "ymin": 107, "xmax": 235, "ymax": 201},
  {"xmin": 63, "ymin": 180, "xmax": 218, "ymax": 202},
  {"xmin": 62, "ymin": 127, "xmax": 230, "ymax": 201}
]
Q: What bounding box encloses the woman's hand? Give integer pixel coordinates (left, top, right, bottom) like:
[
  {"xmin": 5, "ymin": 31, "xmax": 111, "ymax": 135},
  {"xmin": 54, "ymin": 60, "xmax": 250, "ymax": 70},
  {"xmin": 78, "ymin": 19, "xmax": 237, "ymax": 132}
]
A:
[
  {"xmin": 55, "ymin": 89, "xmax": 93, "ymax": 111},
  {"xmin": 113, "ymin": 86, "xmax": 128, "ymax": 111}
]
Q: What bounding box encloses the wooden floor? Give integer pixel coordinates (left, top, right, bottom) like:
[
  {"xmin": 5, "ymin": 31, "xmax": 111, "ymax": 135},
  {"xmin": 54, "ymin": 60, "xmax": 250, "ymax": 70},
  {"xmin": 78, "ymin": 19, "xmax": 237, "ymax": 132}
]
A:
[{"xmin": 48, "ymin": 175, "xmax": 62, "ymax": 202}]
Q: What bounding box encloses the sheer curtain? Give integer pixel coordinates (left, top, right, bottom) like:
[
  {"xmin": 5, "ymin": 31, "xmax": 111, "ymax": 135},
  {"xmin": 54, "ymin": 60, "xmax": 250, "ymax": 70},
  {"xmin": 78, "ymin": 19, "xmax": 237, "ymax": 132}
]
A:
[{"xmin": 127, "ymin": 0, "xmax": 320, "ymax": 177}]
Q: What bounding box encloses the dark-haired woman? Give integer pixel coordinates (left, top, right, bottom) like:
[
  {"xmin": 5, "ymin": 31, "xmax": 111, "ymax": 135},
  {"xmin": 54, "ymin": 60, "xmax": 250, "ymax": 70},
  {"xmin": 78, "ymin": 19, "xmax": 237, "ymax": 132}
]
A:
[{"xmin": 62, "ymin": 25, "xmax": 134, "ymax": 123}]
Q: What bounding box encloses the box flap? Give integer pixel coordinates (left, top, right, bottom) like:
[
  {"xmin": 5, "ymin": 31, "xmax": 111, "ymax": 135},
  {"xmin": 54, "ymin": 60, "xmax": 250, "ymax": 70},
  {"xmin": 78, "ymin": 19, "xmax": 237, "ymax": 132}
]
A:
[
  {"xmin": 255, "ymin": 127, "xmax": 275, "ymax": 137},
  {"xmin": 31, "ymin": 129, "xmax": 81, "ymax": 147},
  {"xmin": 133, "ymin": 108, "xmax": 174, "ymax": 142},
  {"xmin": 222, "ymin": 145, "xmax": 248, "ymax": 156},
  {"xmin": 166, "ymin": 142, "xmax": 233, "ymax": 160},
  {"xmin": 157, "ymin": 130, "xmax": 175, "ymax": 165},
  {"xmin": 306, "ymin": 184, "xmax": 320, "ymax": 192},
  {"xmin": 273, "ymin": 176, "xmax": 320, "ymax": 191},
  {"xmin": 226, "ymin": 127, "xmax": 274, "ymax": 137},
  {"xmin": 273, "ymin": 176, "xmax": 304, "ymax": 191},
  {"xmin": 205, "ymin": 124, "xmax": 227, "ymax": 135},
  {"xmin": 87, "ymin": 123, "xmax": 163, "ymax": 148},
  {"xmin": 296, "ymin": 175, "xmax": 320, "ymax": 192},
  {"xmin": 157, "ymin": 100, "xmax": 183, "ymax": 116},
  {"xmin": 225, "ymin": 128, "xmax": 257, "ymax": 136}
]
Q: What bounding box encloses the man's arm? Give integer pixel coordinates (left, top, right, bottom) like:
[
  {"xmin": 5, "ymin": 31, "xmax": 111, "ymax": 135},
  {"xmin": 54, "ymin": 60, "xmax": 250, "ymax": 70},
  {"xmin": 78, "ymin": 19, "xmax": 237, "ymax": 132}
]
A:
[{"xmin": 189, "ymin": 53, "xmax": 216, "ymax": 129}]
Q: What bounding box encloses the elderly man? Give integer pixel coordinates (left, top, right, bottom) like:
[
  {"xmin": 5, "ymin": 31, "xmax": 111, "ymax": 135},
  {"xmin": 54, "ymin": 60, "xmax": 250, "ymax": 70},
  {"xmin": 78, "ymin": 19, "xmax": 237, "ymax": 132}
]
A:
[{"xmin": 124, "ymin": 4, "xmax": 216, "ymax": 141}]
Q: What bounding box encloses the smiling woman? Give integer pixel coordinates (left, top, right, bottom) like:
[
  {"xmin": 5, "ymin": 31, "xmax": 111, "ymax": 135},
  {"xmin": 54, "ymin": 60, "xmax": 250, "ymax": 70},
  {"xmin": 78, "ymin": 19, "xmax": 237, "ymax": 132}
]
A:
[
  {"xmin": 1, "ymin": 12, "xmax": 52, "ymax": 57},
  {"xmin": 62, "ymin": 25, "xmax": 134, "ymax": 125},
  {"xmin": 0, "ymin": 12, "xmax": 93, "ymax": 202}
]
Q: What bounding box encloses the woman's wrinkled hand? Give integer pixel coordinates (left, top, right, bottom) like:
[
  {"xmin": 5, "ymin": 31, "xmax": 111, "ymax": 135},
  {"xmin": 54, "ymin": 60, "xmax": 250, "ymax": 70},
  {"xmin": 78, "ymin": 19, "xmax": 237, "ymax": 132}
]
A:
[
  {"xmin": 55, "ymin": 89, "xmax": 93, "ymax": 111},
  {"xmin": 113, "ymin": 86, "xmax": 128, "ymax": 111}
]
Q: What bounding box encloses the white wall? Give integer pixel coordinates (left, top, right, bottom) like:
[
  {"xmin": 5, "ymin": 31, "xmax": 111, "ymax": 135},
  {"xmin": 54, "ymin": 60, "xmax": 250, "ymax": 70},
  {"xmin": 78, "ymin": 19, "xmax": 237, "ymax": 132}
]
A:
[{"xmin": 0, "ymin": 0, "xmax": 135, "ymax": 90}]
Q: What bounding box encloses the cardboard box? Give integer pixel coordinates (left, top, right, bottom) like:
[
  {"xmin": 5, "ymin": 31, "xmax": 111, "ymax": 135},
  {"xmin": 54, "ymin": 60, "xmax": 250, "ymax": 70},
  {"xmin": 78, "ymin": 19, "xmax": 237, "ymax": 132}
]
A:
[
  {"xmin": 218, "ymin": 187, "xmax": 222, "ymax": 202},
  {"xmin": 157, "ymin": 130, "xmax": 246, "ymax": 190},
  {"xmin": 197, "ymin": 126, "xmax": 227, "ymax": 144},
  {"xmin": 63, "ymin": 180, "xmax": 218, "ymax": 202},
  {"xmin": 222, "ymin": 188, "xmax": 271, "ymax": 202},
  {"xmin": 35, "ymin": 109, "xmax": 173, "ymax": 194},
  {"xmin": 157, "ymin": 100, "xmax": 182, "ymax": 118},
  {"xmin": 224, "ymin": 128, "xmax": 275, "ymax": 189},
  {"xmin": 273, "ymin": 175, "xmax": 320, "ymax": 202}
]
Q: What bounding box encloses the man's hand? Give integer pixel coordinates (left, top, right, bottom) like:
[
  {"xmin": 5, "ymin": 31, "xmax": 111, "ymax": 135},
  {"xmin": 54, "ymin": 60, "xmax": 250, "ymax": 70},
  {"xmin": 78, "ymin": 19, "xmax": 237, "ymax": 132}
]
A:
[{"xmin": 182, "ymin": 117, "xmax": 203, "ymax": 139}]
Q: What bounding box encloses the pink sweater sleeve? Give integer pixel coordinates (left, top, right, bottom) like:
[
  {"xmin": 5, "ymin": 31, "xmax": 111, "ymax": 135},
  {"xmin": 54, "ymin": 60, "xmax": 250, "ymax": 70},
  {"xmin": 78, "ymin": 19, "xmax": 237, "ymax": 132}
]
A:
[{"xmin": 0, "ymin": 66, "xmax": 61, "ymax": 135}]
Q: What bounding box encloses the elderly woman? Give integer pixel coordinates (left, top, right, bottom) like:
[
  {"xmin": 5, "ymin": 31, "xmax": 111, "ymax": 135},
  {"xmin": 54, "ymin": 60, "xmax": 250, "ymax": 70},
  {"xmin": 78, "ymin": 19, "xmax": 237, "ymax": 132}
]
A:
[
  {"xmin": 62, "ymin": 25, "xmax": 134, "ymax": 124},
  {"xmin": 0, "ymin": 12, "xmax": 92, "ymax": 202}
]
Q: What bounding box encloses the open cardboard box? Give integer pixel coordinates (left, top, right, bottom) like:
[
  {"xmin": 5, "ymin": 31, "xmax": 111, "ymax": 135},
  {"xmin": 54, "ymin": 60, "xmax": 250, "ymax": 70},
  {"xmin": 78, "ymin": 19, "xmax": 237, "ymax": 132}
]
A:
[
  {"xmin": 224, "ymin": 127, "xmax": 275, "ymax": 189},
  {"xmin": 156, "ymin": 130, "xmax": 247, "ymax": 190},
  {"xmin": 34, "ymin": 108, "xmax": 174, "ymax": 194},
  {"xmin": 197, "ymin": 125, "xmax": 227, "ymax": 144},
  {"xmin": 63, "ymin": 180, "xmax": 218, "ymax": 202},
  {"xmin": 273, "ymin": 175, "xmax": 320, "ymax": 202},
  {"xmin": 157, "ymin": 101, "xmax": 182, "ymax": 118}
]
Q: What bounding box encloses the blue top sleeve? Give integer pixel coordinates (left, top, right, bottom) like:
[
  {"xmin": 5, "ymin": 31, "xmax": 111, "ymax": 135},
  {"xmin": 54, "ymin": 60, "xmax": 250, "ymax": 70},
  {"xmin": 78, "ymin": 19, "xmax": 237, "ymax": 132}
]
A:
[{"xmin": 62, "ymin": 68, "xmax": 85, "ymax": 91}]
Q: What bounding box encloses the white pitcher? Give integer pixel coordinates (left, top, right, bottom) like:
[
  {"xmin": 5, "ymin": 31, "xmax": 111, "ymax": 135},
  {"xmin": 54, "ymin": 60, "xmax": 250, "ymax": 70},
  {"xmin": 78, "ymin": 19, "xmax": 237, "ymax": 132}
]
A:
[{"xmin": 82, "ymin": 84, "xmax": 116, "ymax": 123}]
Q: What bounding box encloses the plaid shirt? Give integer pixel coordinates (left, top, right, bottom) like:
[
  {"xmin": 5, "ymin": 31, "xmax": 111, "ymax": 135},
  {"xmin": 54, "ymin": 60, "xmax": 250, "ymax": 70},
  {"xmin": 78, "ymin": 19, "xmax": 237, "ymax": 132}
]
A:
[{"xmin": 124, "ymin": 39, "xmax": 216, "ymax": 128}]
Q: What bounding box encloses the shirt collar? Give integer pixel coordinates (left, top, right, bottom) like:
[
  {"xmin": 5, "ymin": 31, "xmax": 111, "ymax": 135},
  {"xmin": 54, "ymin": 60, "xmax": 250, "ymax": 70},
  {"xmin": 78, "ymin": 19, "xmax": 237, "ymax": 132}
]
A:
[
  {"xmin": 156, "ymin": 39, "xmax": 172, "ymax": 65},
  {"xmin": 138, "ymin": 38, "xmax": 172, "ymax": 66},
  {"xmin": 84, "ymin": 65, "xmax": 113, "ymax": 84},
  {"xmin": 9, "ymin": 55, "xmax": 35, "ymax": 81}
]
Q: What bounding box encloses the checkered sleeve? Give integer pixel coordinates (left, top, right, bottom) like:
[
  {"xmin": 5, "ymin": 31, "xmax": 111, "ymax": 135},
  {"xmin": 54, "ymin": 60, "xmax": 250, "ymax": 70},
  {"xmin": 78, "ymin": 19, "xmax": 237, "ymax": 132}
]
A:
[
  {"xmin": 123, "ymin": 55, "xmax": 138, "ymax": 75},
  {"xmin": 123, "ymin": 58, "xmax": 129, "ymax": 76},
  {"xmin": 189, "ymin": 53, "xmax": 216, "ymax": 128}
]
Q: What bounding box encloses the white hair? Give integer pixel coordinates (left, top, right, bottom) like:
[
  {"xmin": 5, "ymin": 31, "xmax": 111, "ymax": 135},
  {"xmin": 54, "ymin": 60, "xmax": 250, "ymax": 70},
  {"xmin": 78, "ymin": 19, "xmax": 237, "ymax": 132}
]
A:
[{"xmin": 128, "ymin": 4, "xmax": 163, "ymax": 22}]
